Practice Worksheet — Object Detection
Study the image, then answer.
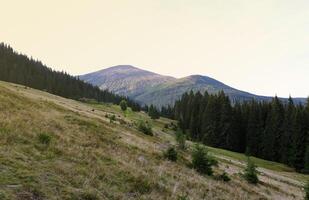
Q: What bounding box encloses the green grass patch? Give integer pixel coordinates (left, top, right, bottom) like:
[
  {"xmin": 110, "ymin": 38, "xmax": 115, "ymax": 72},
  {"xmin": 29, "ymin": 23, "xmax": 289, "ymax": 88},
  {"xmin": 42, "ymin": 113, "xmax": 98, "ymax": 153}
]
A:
[
  {"xmin": 37, "ymin": 133, "xmax": 52, "ymax": 145},
  {"xmin": 207, "ymin": 146, "xmax": 294, "ymax": 172}
]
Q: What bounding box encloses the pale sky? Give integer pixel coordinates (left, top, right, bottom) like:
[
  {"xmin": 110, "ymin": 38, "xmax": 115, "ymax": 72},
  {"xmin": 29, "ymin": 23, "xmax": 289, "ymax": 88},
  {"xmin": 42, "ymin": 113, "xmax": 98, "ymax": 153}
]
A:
[{"xmin": 1, "ymin": 0, "xmax": 308, "ymax": 97}]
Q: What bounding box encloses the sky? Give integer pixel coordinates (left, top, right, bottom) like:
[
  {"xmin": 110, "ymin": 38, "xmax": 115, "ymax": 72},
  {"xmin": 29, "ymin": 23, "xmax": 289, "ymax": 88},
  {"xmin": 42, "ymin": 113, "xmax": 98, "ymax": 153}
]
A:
[{"xmin": 1, "ymin": 0, "xmax": 308, "ymax": 97}]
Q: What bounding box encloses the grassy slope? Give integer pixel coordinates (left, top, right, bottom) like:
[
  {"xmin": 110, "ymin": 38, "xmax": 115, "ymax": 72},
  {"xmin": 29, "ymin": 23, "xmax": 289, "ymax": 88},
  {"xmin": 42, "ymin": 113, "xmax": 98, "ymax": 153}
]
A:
[{"xmin": 0, "ymin": 81, "xmax": 307, "ymax": 200}]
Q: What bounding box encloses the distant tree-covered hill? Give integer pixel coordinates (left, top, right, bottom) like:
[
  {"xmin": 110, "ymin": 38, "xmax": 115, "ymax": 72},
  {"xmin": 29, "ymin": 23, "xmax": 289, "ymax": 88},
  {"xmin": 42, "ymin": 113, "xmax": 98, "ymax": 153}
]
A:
[{"xmin": 0, "ymin": 43, "xmax": 140, "ymax": 110}]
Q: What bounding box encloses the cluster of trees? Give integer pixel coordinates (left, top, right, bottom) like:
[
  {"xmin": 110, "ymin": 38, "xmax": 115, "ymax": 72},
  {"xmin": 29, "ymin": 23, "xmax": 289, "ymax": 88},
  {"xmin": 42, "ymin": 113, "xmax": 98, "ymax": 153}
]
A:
[
  {"xmin": 144, "ymin": 104, "xmax": 173, "ymax": 119},
  {"xmin": 173, "ymin": 91, "xmax": 309, "ymax": 172},
  {"xmin": 160, "ymin": 105, "xmax": 174, "ymax": 119},
  {"xmin": 144, "ymin": 104, "xmax": 160, "ymax": 119},
  {"xmin": 0, "ymin": 43, "xmax": 140, "ymax": 111}
]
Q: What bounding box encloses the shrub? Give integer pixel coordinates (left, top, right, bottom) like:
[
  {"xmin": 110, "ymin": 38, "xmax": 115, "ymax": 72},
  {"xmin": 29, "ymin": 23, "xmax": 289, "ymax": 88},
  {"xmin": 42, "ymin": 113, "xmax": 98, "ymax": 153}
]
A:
[
  {"xmin": 170, "ymin": 122, "xmax": 178, "ymax": 131},
  {"xmin": 148, "ymin": 105, "xmax": 160, "ymax": 119},
  {"xmin": 108, "ymin": 114, "xmax": 116, "ymax": 123},
  {"xmin": 191, "ymin": 144, "xmax": 215, "ymax": 176},
  {"xmin": 217, "ymin": 172, "xmax": 231, "ymax": 182},
  {"xmin": 110, "ymin": 115, "xmax": 116, "ymax": 120},
  {"xmin": 38, "ymin": 133, "xmax": 51, "ymax": 145},
  {"xmin": 244, "ymin": 157, "xmax": 259, "ymax": 184},
  {"xmin": 177, "ymin": 194, "xmax": 189, "ymax": 200},
  {"xmin": 17, "ymin": 184, "xmax": 45, "ymax": 200},
  {"xmin": 176, "ymin": 131, "xmax": 186, "ymax": 150},
  {"xmin": 79, "ymin": 191, "xmax": 99, "ymax": 200},
  {"xmin": 164, "ymin": 146, "xmax": 178, "ymax": 161},
  {"xmin": 137, "ymin": 121, "xmax": 153, "ymax": 136},
  {"xmin": 305, "ymin": 181, "xmax": 309, "ymax": 200},
  {"xmin": 120, "ymin": 100, "xmax": 127, "ymax": 111},
  {"xmin": 130, "ymin": 176, "xmax": 152, "ymax": 194}
]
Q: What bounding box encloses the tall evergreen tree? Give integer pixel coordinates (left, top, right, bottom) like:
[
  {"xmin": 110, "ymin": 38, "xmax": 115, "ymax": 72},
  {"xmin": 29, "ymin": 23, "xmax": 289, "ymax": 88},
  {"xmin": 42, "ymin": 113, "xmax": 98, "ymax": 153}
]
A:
[
  {"xmin": 217, "ymin": 91, "xmax": 233, "ymax": 148},
  {"xmin": 148, "ymin": 104, "xmax": 160, "ymax": 119},
  {"xmin": 262, "ymin": 97, "xmax": 284, "ymax": 161},
  {"xmin": 281, "ymin": 97, "xmax": 296, "ymax": 164},
  {"xmin": 189, "ymin": 91, "xmax": 202, "ymax": 140},
  {"xmin": 291, "ymin": 106, "xmax": 307, "ymax": 171},
  {"xmin": 201, "ymin": 95, "xmax": 220, "ymax": 146},
  {"xmin": 246, "ymin": 101, "xmax": 262, "ymax": 156},
  {"xmin": 227, "ymin": 102, "xmax": 246, "ymax": 152}
]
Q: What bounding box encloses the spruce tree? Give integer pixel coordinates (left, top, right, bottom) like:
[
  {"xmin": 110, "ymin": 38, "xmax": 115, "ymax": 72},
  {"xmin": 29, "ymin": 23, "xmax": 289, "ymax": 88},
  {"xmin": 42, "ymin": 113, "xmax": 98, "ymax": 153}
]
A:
[
  {"xmin": 227, "ymin": 102, "xmax": 245, "ymax": 152},
  {"xmin": 244, "ymin": 157, "xmax": 259, "ymax": 184},
  {"xmin": 262, "ymin": 96, "xmax": 284, "ymax": 161},
  {"xmin": 191, "ymin": 144, "xmax": 214, "ymax": 176},
  {"xmin": 291, "ymin": 107, "xmax": 307, "ymax": 171},
  {"xmin": 120, "ymin": 100, "xmax": 127, "ymax": 111},
  {"xmin": 201, "ymin": 95, "xmax": 220, "ymax": 146},
  {"xmin": 189, "ymin": 92, "xmax": 202, "ymax": 139},
  {"xmin": 245, "ymin": 101, "xmax": 262, "ymax": 156},
  {"xmin": 148, "ymin": 105, "xmax": 160, "ymax": 119},
  {"xmin": 217, "ymin": 91, "xmax": 233, "ymax": 149},
  {"xmin": 281, "ymin": 97, "xmax": 295, "ymax": 165},
  {"xmin": 303, "ymin": 146, "xmax": 309, "ymax": 174}
]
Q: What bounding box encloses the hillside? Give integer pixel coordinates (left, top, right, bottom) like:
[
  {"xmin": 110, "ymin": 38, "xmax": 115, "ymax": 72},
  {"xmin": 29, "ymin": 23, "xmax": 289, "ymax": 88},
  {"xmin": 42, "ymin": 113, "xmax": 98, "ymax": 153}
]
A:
[
  {"xmin": 79, "ymin": 65, "xmax": 306, "ymax": 107},
  {"xmin": 0, "ymin": 80, "xmax": 307, "ymax": 200}
]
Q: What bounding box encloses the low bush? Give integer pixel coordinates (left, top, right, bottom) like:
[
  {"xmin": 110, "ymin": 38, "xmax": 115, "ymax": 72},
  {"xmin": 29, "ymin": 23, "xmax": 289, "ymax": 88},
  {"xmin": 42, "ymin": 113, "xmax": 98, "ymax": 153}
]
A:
[
  {"xmin": 191, "ymin": 144, "xmax": 215, "ymax": 176},
  {"xmin": 119, "ymin": 100, "xmax": 127, "ymax": 111},
  {"xmin": 137, "ymin": 121, "xmax": 153, "ymax": 136},
  {"xmin": 244, "ymin": 157, "xmax": 259, "ymax": 184},
  {"xmin": 305, "ymin": 180, "xmax": 309, "ymax": 200},
  {"xmin": 164, "ymin": 146, "xmax": 178, "ymax": 161},
  {"xmin": 169, "ymin": 122, "xmax": 178, "ymax": 131},
  {"xmin": 176, "ymin": 131, "xmax": 186, "ymax": 150},
  {"xmin": 80, "ymin": 191, "xmax": 99, "ymax": 200},
  {"xmin": 37, "ymin": 133, "xmax": 51, "ymax": 145},
  {"xmin": 130, "ymin": 176, "xmax": 152, "ymax": 194},
  {"xmin": 216, "ymin": 172, "xmax": 231, "ymax": 182},
  {"xmin": 106, "ymin": 114, "xmax": 116, "ymax": 123},
  {"xmin": 177, "ymin": 194, "xmax": 189, "ymax": 200}
]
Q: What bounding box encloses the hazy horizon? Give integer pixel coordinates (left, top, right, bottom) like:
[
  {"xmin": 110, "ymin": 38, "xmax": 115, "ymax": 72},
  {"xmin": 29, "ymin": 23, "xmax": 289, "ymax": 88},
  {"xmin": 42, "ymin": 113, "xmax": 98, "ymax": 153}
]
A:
[{"xmin": 1, "ymin": 0, "xmax": 308, "ymax": 98}]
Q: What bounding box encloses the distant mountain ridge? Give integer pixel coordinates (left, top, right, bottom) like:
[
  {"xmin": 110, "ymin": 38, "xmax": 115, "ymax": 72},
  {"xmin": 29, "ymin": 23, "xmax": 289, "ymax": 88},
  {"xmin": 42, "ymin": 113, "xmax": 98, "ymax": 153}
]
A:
[
  {"xmin": 80, "ymin": 65, "xmax": 175, "ymax": 99},
  {"xmin": 79, "ymin": 65, "xmax": 307, "ymax": 107}
]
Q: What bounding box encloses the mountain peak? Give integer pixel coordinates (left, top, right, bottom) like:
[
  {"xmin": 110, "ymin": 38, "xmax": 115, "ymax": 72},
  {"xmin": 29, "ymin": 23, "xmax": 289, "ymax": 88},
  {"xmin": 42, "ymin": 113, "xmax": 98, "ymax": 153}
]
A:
[
  {"xmin": 107, "ymin": 65, "xmax": 138, "ymax": 70},
  {"xmin": 79, "ymin": 65, "xmax": 175, "ymax": 98},
  {"xmin": 80, "ymin": 66, "xmax": 307, "ymax": 107}
]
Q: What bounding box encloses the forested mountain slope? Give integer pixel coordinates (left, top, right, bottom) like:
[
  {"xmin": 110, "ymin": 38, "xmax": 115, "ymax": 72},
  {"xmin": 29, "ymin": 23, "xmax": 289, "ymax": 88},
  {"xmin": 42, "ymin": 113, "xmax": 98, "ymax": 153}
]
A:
[{"xmin": 0, "ymin": 43, "xmax": 139, "ymax": 109}]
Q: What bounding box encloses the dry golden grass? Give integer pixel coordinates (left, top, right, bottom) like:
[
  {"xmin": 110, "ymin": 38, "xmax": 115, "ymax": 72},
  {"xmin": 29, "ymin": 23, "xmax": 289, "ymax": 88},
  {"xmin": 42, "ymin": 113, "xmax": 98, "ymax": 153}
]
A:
[{"xmin": 0, "ymin": 81, "xmax": 306, "ymax": 200}]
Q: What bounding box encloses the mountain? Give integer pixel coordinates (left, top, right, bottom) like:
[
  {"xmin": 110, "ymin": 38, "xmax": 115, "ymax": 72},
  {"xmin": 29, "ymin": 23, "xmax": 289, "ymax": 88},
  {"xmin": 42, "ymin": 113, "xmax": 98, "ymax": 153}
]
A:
[
  {"xmin": 79, "ymin": 65, "xmax": 175, "ymax": 98},
  {"xmin": 79, "ymin": 65, "xmax": 307, "ymax": 107}
]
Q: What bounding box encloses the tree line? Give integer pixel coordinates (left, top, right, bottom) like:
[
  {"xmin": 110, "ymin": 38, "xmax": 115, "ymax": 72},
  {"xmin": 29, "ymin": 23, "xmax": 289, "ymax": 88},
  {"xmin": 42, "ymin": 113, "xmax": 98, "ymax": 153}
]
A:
[
  {"xmin": 0, "ymin": 43, "xmax": 140, "ymax": 111},
  {"xmin": 172, "ymin": 91, "xmax": 309, "ymax": 173}
]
